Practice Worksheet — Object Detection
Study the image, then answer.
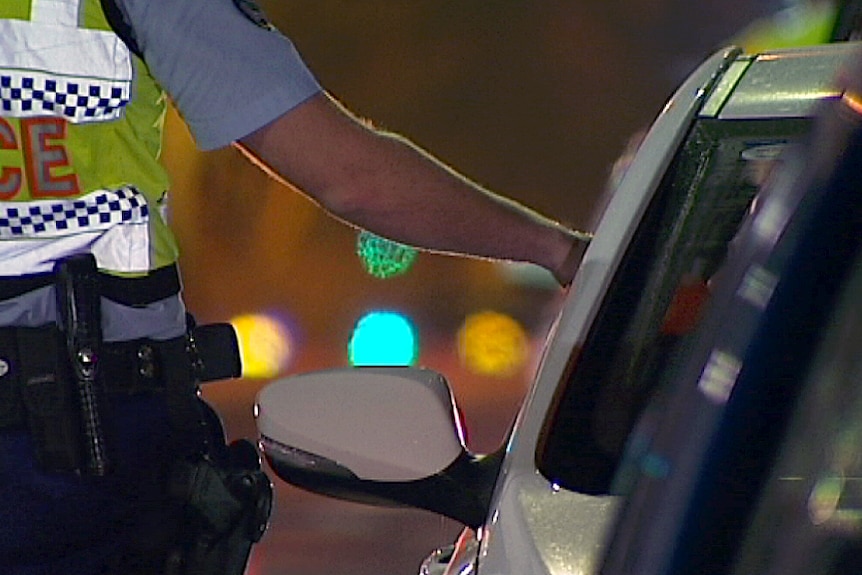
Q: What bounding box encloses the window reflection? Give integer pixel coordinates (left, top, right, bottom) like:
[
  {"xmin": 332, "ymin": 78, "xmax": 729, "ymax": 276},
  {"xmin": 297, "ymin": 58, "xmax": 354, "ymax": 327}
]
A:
[{"xmin": 730, "ymin": 260, "xmax": 862, "ymax": 575}]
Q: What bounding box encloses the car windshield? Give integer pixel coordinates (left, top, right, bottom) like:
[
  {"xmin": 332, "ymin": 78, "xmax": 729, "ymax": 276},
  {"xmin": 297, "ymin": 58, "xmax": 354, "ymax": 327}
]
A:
[{"xmin": 537, "ymin": 111, "xmax": 811, "ymax": 495}]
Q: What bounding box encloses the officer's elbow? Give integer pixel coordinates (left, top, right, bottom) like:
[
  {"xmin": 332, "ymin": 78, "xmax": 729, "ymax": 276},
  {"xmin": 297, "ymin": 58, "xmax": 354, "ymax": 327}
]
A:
[{"xmin": 311, "ymin": 163, "xmax": 383, "ymax": 225}]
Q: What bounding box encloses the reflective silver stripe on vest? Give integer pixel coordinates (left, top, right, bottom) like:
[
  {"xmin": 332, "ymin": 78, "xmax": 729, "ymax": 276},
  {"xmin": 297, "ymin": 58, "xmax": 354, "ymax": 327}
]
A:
[
  {"xmin": 0, "ymin": 0, "xmax": 132, "ymax": 123},
  {"xmin": 0, "ymin": 186, "xmax": 151, "ymax": 274},
  {"xmin": 31, "ymin": 0, "xmax": 80, "ymax": 25}
]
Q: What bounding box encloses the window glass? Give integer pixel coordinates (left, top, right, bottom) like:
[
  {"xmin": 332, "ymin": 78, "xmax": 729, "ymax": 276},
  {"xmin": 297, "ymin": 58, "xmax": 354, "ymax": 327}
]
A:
[{"xmin": 537, "ymin": 117, "xmax": 809, "ymax": 494}]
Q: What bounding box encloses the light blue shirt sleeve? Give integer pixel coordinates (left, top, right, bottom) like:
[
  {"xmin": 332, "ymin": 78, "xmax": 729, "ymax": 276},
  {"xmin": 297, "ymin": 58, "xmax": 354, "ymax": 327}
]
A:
[{"xmin": 116, "ymin": 0, "xmax": 322, "ymax": 150}]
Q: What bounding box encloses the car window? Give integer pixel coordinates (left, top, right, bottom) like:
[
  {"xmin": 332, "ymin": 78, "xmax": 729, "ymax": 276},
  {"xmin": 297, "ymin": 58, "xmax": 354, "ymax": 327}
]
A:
[
  {"xmin": 597, "ymin": 87, "xmax": 862, "ymax": 575},
  {"xmin": 681, "ymin": 116, "xmax": 862, "ymax": 575},
  {"xmin": 537, "ymin": 112, "xmax": 811, "ymax": 495}
]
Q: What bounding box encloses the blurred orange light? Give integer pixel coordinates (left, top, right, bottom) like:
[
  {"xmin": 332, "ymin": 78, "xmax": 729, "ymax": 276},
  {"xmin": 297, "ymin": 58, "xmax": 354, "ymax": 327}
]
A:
[{"xmin": 457, "ymin": 311, "xmax": 529, "ymax": 377}]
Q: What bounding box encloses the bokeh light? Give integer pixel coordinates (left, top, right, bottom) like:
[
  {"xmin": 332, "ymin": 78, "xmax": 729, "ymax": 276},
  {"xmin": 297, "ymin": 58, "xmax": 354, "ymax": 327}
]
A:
[
  {"xmin": 732, "ymin": 1, "xmax": 837, "ymax": 52},
  {"xmin": 348, "ymin": 310, "xmax": 418, "ymax": 366},
  {"xmin": 457, "ymin": 310, "xmax": 529, "ymax": 377},
  {"xmin": 356, "ymin": 230, "xmax": 418, "ymax": 279},
  {"xmin": 231, "ymin": 312, "xmax": 295, "ymax": 379}
]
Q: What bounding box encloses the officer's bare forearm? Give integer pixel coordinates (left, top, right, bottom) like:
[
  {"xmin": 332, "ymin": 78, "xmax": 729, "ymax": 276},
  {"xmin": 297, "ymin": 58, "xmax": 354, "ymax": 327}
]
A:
[{"xmin": 238, "ymin": 92, "xmax": 588, "ymax": 284}]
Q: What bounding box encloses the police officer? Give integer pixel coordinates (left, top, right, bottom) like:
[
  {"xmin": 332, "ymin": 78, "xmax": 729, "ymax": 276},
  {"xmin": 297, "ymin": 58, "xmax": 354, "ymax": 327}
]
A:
[{"xmin": 0, "ymin": 0, "xmax": 588, "ymax": 573}]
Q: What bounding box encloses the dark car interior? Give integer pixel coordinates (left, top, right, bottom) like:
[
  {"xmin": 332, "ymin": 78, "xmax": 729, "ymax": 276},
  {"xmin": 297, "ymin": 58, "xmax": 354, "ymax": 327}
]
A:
[{"xmin": 537, "ymin": 109, "xmax": 813, "ymax": 495}]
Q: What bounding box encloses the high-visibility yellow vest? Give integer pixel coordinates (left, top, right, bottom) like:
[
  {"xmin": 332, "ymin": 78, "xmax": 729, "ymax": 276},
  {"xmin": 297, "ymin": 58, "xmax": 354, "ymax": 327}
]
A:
[{"xmin": 0, "ymin": 0, "xmax": 178, "ymax": 276}]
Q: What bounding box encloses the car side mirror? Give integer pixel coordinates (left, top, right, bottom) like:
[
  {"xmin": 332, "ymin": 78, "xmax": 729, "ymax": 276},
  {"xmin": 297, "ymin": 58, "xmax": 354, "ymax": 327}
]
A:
[{"xmin": 255, "ymin": 366, "xmax": 501, "ymax": 528}]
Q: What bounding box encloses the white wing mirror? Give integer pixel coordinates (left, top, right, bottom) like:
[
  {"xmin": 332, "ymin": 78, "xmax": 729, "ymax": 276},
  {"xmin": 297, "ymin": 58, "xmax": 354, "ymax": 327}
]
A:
[{"xmin": 255, "ymin": 366, "xmax": 501, "ymax": 528}]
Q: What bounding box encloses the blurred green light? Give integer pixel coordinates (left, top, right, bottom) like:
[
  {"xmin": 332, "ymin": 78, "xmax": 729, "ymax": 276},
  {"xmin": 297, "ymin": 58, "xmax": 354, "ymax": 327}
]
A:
[
  {"xmin": 349, "ymin": 311, "xmax": 418, "ymax": 366},
  {"xmin": 356, "ymin": 231, "xmax": 417, "ymax": 279}
]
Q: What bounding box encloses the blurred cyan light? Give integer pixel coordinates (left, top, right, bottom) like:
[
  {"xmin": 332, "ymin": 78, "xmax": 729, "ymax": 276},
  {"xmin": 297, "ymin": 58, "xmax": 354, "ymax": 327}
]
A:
[
  {"xmin": 356, "ymin": 231, "xmax": 417, "ymax": 279},
  {"xmin": 457, "ymin": 311, "xmax": 529, "ymax": 377},
  {"xmin": 349, "ymin": 311, "xmax": 418, "ymax": 366},
  {"xmin": 231, "ymin": 312, "xmax": 294, "ymax": 379}
]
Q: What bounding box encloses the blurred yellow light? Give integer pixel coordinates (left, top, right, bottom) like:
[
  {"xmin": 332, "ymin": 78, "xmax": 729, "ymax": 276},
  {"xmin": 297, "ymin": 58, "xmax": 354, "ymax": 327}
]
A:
[
  {"xmin": 732, "ymin": 2, "xmax": 837, "ymax": 53},
  {"xmin": 457, "ymin": 311, "xmax": 529, "ymax": 377},
  {"xmin": 231, "ymin": 313, "xmax": 293, "ymax": 379}
]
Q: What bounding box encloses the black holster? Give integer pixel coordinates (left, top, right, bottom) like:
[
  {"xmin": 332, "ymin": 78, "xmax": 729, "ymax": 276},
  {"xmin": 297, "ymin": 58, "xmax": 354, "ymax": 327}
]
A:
[
  {"xmin": 6, "ymin": 254, "xmax": 269, "ymax": 573},
  {"xmin": 15, "ymin": 255, "xmax": 242, "ymax": 476},
  {"xmin": 43, "ymin": 253, "xmax": 109, "ymax": 475},
  {"xmin": 159, "ymin": 329, "xmax": 272, "ymax": 575},
  {"xmin": 165, "ymin": 439, "xmax": 273, "ymax": 575}
]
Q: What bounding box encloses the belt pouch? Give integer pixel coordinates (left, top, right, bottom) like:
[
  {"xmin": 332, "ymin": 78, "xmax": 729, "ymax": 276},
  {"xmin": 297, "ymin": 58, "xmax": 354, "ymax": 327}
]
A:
[
  {"xmin": 159, "ymin": 337, "xmax": 210, "ymax": 458},
  {"xmin": 18, "ymin": 327, "xmax": 83, "ymax": 473}
]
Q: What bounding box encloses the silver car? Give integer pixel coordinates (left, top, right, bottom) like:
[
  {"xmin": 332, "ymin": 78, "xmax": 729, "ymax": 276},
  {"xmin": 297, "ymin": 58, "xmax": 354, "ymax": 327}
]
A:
[{"xmin": 254, "ymin": 41, "xmax": 859, "ymax": 575}]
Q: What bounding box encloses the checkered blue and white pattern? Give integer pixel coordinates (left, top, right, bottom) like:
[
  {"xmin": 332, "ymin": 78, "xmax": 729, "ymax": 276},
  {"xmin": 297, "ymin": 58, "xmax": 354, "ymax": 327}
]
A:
[
  {"xmin": 0, "ymin": 70, "xmax": 130, "ymax": 123},
  {"xmin": 0, "ymin": 187, "xmax": 149, "ymax": 239}
]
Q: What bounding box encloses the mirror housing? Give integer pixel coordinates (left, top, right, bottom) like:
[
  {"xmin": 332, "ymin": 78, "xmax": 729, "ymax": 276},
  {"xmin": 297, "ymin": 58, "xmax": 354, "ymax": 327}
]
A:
[{"xmin": 255, "ymin": 366, "xmax": 501, "ymax": 528}]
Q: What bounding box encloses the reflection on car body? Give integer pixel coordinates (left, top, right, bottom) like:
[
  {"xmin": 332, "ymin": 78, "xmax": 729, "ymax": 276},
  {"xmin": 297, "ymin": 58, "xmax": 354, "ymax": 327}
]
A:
[{"xmin": 254, "ymin": 41, "xmax": 860, "ymax": 575}]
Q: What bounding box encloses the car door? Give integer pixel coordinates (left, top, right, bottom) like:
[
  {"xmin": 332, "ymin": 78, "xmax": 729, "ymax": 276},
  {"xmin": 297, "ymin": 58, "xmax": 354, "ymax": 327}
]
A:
[{"xmin": 599, "ymin": 43, "xmax": 862, "ymax": 575}]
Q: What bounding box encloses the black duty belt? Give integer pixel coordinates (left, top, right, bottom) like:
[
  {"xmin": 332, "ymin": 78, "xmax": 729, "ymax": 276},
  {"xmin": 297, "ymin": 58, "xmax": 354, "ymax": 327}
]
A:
[
  {"xmin": 0, "ymin": 323, "xmax": 241, "ymax": 430},
  {"xmin": 0, "ymin": 264, "xmax": 182, "ymax": 306}
]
